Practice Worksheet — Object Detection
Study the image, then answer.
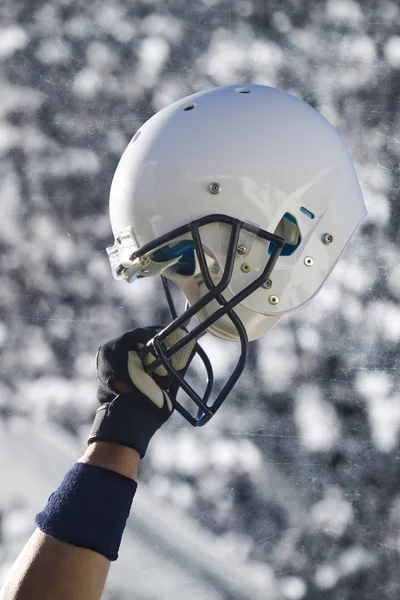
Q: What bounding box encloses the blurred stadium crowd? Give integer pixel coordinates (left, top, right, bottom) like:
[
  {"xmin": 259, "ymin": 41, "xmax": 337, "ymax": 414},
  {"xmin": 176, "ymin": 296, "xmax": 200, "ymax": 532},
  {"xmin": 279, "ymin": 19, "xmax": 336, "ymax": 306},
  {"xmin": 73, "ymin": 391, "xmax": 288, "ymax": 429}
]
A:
[{"xmin": 1, "ymin": 0, "xmax": 400, "ymax": 598}]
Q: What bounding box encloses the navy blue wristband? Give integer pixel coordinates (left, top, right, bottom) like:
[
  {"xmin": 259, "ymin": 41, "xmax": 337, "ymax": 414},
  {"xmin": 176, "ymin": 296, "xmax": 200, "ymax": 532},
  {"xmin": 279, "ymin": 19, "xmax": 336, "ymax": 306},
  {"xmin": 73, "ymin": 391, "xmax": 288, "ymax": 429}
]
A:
[{"xmin": 35, "ymin": 462, "xmax": 137, "ymax": 561}]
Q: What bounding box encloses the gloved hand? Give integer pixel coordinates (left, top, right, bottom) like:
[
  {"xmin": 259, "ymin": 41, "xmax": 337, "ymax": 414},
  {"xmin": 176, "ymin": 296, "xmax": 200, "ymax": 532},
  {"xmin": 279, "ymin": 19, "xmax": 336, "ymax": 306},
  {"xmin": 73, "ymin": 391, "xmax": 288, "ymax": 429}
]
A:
[{"xmin": 88, "ymin": 327, "xmax": 195, "ymax": 458}]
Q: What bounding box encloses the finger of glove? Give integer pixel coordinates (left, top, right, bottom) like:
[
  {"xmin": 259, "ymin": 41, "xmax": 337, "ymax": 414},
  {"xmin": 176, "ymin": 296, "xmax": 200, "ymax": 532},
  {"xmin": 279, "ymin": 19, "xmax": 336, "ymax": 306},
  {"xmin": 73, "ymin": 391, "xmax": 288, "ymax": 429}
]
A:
[
  {"xmin": 140, "ymin": 328, "xmax": 196, "ymax": 378},
  {"xmin": 96, "ymin": 326, "xmax": 162, "ymax": 393},
  {"xmin": 97, "ymin": 326, "xmax": 196, "ymax": 404},
  {"xmin": 96, "ymin": 327, "xmax": 174, "ymax": 413},
  {"xmin": 146, "ymin": 329, "xmax": 198, "ymax": 399},
  {"xmin": 164, "ymin": 328, "xmax": 197, "ymax": 372},
  {"xmin": 127, "ymin": 350, "xmax": 173, "ymax": 412}
]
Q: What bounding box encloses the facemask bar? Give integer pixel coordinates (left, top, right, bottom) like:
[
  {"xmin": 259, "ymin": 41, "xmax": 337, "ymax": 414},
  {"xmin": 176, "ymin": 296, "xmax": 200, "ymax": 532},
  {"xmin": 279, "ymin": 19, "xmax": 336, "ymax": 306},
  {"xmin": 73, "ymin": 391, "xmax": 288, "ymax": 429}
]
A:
[
  {"xmin": 125, "ymin": 213, "xmax": 285, "ymax": 426},
  {"xmin": 161, "ymin": 275, "xmax": 214, "ymax": 416},
  {"xmin": 149, "ymin": 218, "xmax": 248, "ymax": 425}
]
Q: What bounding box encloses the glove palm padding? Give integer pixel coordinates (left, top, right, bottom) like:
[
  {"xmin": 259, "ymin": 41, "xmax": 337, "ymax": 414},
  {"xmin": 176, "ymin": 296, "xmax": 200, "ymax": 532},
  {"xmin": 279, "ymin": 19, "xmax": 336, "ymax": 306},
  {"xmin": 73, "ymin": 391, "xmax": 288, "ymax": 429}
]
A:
[{"xmin": 89, "ymin": 327, "xmax": 195, "ymax": 458}]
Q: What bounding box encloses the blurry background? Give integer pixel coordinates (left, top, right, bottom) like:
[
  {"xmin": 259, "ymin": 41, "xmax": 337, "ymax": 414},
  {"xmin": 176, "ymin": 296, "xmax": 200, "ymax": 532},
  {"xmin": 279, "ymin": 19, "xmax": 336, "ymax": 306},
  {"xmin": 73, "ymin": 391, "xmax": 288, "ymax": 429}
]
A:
[{"xmin": 0, "ymin": 0, "xmax": 400, "ymax": 598}]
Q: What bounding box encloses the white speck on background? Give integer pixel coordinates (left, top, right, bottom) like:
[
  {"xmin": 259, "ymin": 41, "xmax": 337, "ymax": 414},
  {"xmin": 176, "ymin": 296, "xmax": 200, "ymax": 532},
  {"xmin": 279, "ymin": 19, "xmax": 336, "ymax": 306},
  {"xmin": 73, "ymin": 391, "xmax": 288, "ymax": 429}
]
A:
[
  {"xmin": 325, "ymin": 0, "xmax": 363, "ymax": 26},
  {"xmin": 385, "ymin": 36, "xmax": 400, "ymax": 68},
  {"xmin": 280, "ymin": 576, "xmax": 307, "ymax": 600},
  {"xmin": 314, "ymin": 563, "xmax": 339, "ymax": 589},
  {"xmin": 363, "ymin": 190, "xmax": 391, "ymax": 226},
  {"xmin": 0, "ymin": 27, "xmax": 28, "ymax": 58},
  {"xmin": 356, "ymin": 372, "xmax": 400, "ymax": 451},
  {"xmin": 294, "ymin": 385, "xmax": 340, "ymax": 451},
  {"xmin": 310, "ymin": 486, "xmax": 354, "ymax": 536}
]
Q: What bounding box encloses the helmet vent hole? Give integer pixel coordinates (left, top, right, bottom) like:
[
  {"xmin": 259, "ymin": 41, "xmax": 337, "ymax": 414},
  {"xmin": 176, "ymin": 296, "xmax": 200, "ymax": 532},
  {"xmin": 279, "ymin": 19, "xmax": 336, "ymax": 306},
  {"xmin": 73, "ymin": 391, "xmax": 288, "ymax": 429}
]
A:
[
  {"xmin": 183, "ymin": 103, "xmax": 196, "ymax": 111},
  {"xmin": 300, "ymin": 206, "xmax": 315, "ymax": 219},
  {"xmin": 235, "ymin": 88, "xmax": 251, "ymax": 94},
  {"xmin": 131, "ymin": 130, "xmax": 141, "ymax": 143}
]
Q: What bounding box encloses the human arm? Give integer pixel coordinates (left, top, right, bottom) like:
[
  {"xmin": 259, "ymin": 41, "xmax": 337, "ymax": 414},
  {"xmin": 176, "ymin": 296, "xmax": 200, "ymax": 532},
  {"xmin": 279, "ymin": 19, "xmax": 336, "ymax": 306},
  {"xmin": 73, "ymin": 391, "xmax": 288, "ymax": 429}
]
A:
[
  {"xmin": 0, "ymin": 441, "xmax": 139, "ymax": 600},
  {"xmin": 0, "ymin": 327, "xmax": 193, "ymax": 600}
]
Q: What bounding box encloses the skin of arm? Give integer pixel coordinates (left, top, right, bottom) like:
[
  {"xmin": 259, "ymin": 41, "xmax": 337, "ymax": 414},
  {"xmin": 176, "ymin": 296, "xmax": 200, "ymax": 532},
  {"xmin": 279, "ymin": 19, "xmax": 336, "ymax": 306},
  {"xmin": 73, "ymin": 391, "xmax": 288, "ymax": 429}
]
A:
[{"xmin": 0, "ymin": 383, "xmax": 140, "ymax": 600}]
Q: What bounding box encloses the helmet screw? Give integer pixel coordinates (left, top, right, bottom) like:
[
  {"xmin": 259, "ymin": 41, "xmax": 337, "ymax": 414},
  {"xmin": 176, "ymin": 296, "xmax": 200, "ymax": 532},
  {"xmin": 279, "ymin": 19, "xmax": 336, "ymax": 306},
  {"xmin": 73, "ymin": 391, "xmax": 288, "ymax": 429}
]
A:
[
  {"xmin": 209, "ymin": 182, "xmax": 221, "ymax": 195},
  {"xmin": 237, "ymin": 244, "xmax": 248, "ymax": 255},
  {"xmin": 241, "ymin": 263, "xmax": 251, "ymax": 273},
  {"xmin": 322, "ymin": 233, "xmax": 334, "ymax": 245},
  {"xmin": 262, "ymin": 279, "xmax": 272, "ymax": 289},
  {"xmin": 269, "ymin": 295, "xmax": 279, "ymax": 305},
  {"xmin": 304, "ymin": 256, "xmax": 314, "ymax": 267}
]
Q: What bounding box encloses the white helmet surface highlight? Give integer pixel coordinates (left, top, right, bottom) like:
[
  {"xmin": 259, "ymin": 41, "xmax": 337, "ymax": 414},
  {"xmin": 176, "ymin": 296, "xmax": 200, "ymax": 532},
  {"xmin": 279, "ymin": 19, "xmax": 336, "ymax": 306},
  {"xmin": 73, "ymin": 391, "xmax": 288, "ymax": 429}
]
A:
[{"xmin": 108, "ymin": 84, "xmax": 367, "ymax": 342}]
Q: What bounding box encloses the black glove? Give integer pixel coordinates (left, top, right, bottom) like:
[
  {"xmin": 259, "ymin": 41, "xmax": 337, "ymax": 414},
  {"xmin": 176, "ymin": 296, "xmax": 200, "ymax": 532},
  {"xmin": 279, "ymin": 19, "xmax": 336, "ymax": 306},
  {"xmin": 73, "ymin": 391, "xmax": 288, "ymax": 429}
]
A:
[{"xmin": 88, "ymin": 327, "xmax": 195, "ymax": 458}]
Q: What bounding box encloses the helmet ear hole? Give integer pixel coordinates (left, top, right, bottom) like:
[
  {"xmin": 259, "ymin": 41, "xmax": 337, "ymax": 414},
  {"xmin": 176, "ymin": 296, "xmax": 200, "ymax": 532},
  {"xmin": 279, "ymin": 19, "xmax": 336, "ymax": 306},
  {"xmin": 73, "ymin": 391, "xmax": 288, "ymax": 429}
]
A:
[
  {"xmin": 269, "ymin": 212, "xmax": 301, "ymax": 257},
  {"xmin": 151, "ymin": 241, "xmax": 196, "ymax": 276}
]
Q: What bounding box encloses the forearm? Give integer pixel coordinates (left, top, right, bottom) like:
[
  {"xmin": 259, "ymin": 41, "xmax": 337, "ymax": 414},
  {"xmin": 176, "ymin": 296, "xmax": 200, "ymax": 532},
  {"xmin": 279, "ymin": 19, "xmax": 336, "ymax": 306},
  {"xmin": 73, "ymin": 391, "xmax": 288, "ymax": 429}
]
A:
[
  {"xmin": 78, "ymin": 440, "xmax": 140, "ymax": 480},
  {"xmin": 0, "ymin": 442, "xmax": 140, "ymax": 600},
  {"xmin": 0, "ymin": 529, "xmax": 111, "ymax": 600}
]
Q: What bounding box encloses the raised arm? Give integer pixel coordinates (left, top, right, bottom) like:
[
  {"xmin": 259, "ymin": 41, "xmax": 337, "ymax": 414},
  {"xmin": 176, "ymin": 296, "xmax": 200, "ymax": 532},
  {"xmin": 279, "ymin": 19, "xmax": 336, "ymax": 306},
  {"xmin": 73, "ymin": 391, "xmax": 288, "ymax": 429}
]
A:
[
  {"xmin": 0, "ymin": 441, "xmax": 140, "ymax": 600},
  {"xmin": 0, "ymin": 327, "xmax": 193, "ymax": 600}
]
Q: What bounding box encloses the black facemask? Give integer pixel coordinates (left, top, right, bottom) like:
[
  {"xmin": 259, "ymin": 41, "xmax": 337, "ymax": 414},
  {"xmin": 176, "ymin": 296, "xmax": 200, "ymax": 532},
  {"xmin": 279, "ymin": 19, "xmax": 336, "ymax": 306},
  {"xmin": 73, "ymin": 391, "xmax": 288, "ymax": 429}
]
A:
[{"xmin": 113, "ymin": 213, "xmax": 285, "ymax": 426}]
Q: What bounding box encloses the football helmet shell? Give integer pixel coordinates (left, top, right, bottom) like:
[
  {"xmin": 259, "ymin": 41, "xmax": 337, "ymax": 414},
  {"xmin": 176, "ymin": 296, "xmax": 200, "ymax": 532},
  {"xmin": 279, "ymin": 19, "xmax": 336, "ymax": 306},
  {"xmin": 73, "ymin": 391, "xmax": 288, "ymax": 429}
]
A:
[{"xmin": 107, "ymin": 84, "xmax": 367, "ymax": 424}]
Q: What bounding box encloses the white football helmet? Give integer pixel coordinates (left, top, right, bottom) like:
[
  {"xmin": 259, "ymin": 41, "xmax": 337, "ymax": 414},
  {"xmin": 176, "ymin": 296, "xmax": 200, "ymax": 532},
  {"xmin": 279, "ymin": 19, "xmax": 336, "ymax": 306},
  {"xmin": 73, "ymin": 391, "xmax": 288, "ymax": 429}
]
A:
[{"xmin": 107, "ymin": 84, "xmax": 367, "ymax": 425}]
